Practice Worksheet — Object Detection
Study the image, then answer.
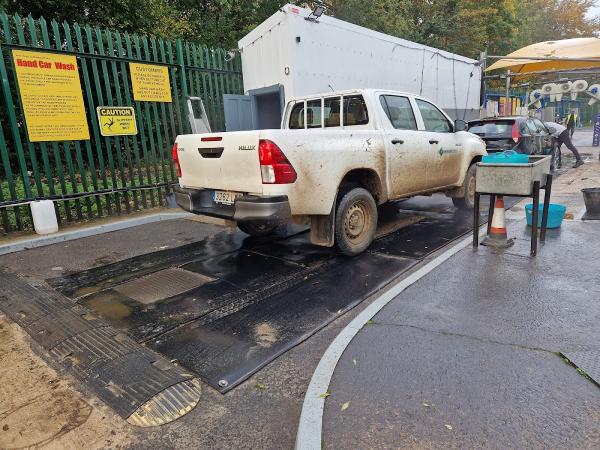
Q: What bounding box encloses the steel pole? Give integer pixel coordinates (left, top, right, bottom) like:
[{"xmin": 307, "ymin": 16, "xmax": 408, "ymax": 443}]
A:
[{"xmin": 505, "ymin": 70, "xmax": 511, "ymax": 116}]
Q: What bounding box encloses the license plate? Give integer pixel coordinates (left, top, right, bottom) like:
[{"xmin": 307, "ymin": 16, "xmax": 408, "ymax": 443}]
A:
[{"xmin": 213, "ymin": 190, "xmax": 240, "ymax": 205}]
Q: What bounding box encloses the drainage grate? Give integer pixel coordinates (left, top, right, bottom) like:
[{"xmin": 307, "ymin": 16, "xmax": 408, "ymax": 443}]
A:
[{"xmin": 113, "ymin": 268, "xmax": 214, "ymax": 304}]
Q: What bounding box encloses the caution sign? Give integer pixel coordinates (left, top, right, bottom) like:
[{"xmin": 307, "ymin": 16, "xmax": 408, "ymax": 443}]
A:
[
  {"xmin": 12, "ymin": 50, "xmax": 90, "ymax": 142},
  {"xmin": 96, "ymin": 107, "xmax": 138, "ymax": 136},
  {"xmin": 129, "ymin": 62, "xmax": 172, "ymax": 102}
]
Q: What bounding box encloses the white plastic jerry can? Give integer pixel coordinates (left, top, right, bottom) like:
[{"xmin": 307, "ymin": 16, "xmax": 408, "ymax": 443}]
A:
[{"xmin": 30, "ymin": 200, "xmax": 59, "ymax": 235}]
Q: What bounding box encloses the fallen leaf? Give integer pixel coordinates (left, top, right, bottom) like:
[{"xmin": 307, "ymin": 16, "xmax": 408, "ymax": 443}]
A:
[
  {"xmin": 255, "ymin": 383, "xmax": 265, "ymax": 391},
  {"xmin": 341, "ymin": 401, "xmax": 351, "ymax": 411},
  {"xmin": 319, "ymin": 392, "xmax": 331, "ymax": 399},
  {"xmin": 352, "ymin": 358, "xmax": 357, "ymax": 366},
  {"xmin": 445, "ymin": 424, "xmax": 453, "ymax": 430},
  {"xmin": 366, "ymin": 319, "xmax": 375, "ymax": 325},
  {"xmin": 422, "ymin": 402, "xmax": 431, "ymax": 407}
]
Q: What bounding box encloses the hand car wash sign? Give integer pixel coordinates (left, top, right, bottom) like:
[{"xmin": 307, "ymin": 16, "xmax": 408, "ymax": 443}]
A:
[{"xmin": 12, "ymin": 50, "xmax": 90, "ymax": 142}]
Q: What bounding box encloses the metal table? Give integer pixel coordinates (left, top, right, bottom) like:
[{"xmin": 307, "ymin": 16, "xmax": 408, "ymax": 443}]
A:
[{"xmin": 473, "ymin": 156, "xmax": 553, "ymax": 257}]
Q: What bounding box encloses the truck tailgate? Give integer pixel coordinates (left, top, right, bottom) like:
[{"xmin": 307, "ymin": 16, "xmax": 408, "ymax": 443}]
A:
[{"xmin": 176, "ymin": 131, "xmax": 263, "ymax": 193}]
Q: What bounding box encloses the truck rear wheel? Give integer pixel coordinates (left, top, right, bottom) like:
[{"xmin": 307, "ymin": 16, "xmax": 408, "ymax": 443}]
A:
[
  {"xmin": 237, "ymin": 221, "xmax": 277, "ymax": 237},
  {"xmin": 452, "ymin": 163, "xmax": 477, "ymax": 210},
  {"xmin": 334, "ymin": 187, "xmax": 378, "ymax": 256}
]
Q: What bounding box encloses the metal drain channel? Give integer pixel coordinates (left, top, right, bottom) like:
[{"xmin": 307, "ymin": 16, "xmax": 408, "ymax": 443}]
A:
[{"xmin": 0, "ymin": 270, "xmax": 201, "ymax": 426}]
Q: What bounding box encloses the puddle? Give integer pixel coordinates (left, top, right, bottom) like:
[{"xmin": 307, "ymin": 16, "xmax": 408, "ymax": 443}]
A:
[{"xmin": 84, "ymin": 291, "xmax": 132, "ymax": 322}]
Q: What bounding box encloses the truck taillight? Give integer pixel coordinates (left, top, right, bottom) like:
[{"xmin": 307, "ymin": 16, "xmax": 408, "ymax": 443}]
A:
[
  {"xmin": 172, "ymin": 143, "xmax": 181, "ymax": 177},
  {"xmin": 511, "ymin": 123, "xmax": 521, "ymax": 143},
  {"xmin": 258, "ymin": 139, "xmax": 297, "ymax": 184}
]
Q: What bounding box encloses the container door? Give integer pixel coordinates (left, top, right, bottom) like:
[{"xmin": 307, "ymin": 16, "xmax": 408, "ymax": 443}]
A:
[{"xmin": 224, "ymin": 94, "xmax": 256, "ymax": 131}]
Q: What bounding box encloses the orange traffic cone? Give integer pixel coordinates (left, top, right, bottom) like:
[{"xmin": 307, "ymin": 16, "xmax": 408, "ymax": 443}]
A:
[{"xmin": 482, "ymin": 195, "xmax": 514, "ymax": 249}]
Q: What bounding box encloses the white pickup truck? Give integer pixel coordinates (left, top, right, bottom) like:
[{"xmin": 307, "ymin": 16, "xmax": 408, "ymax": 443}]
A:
[{"xmin": 173, "ymin": 89, "xmax": 486, "ymax": 255}]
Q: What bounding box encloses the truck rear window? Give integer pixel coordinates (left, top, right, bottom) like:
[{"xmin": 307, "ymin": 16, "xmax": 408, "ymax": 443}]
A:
[
  {"xmin": 307, "ymin": 100, "xmax": 322, "ymax": 128},
  {"xmin": 343, "ymin": 95, "xmax": 368, "ymax": 126},
  {"xmin": 289, "ymin": 102, "xmax": 305, "ymax": 129},
  {"xmin": 324, "ymin": 97, "xmax": 341, "ymax": 127}
]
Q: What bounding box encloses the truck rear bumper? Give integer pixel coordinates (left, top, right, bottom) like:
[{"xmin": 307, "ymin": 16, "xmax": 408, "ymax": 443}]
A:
[{"xmin": 173, "ymin": 187, "xmax": 291, "ymax": 223}]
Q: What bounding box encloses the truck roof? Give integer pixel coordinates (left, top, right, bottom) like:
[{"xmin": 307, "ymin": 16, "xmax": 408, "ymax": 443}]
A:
[{"xmin": 287, "ymin": 88, "xmax": 417, "ymax": 102}]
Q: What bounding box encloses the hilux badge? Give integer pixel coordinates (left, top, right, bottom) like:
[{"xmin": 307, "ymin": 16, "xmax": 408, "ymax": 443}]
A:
[{"xmin": 239, "ymin": 145, "xmax": 256, "ymax": 151}]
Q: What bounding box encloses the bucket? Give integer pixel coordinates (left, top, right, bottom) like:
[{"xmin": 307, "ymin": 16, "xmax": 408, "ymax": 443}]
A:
[
  {"xmin": 482, "ymin": 150, "xmax": 529, "ymax": 164},
  {"xmin": 582, "ymin": 188, "xmax": 600, "ymax": 220},
  {"xmin": 525, "ymin": 203, "xmax": 566, "ymax": 228},
  {"xmin": 30, "ymin": 200, "xmax": 59, "ymax": 235}
]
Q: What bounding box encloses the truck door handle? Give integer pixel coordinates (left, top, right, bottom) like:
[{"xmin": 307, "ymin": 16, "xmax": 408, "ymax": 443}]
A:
[
  {"xmin": 391, "ymin": 139, "xmax": 404, "ymax": 145},
  {"xmin": 429, "ymin": 139, "xmax": 439, "ymax": 144}
]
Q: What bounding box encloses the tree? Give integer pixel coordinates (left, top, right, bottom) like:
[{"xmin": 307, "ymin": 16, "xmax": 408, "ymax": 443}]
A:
[
  {"xmin": 1, "ymin": 0, "xmax": 599, "ymax": 54},
  {"xmin": 515, "ymin": 0, "xmax": 600, "ymax": 46}
]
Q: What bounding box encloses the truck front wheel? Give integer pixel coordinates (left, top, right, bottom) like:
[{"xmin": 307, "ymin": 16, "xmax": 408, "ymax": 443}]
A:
[
  {"xmin": 237, "ymin": 221, "xmax": 277, "ymax": 237},
  {"xmin": 452, "ymin": 163, "xmax": 477, "ymax": 210},
  {"xmin": 334, "ymin": 187, "xmax": 378, "ymax": 256}
]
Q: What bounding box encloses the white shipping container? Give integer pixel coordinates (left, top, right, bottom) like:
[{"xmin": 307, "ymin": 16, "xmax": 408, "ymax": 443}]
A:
[{"xmin": 234, "ymin": 3, "xmax": 481, "ymax": 129}]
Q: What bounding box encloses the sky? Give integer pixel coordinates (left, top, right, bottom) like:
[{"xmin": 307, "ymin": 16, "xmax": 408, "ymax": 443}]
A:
[{"xmin": 588, "ymin": 0, "xmax": 600, "ymax": 19}]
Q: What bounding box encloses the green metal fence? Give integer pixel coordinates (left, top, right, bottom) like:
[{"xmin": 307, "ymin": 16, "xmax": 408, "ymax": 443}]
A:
[{"xmin": 0, "ymin": 13, "xmax": 243, "ymax": 235}]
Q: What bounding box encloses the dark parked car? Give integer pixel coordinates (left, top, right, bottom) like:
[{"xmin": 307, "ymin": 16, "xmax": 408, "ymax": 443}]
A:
[{"xmin": 467, "ymin": 116, "xmax": 560, "ymax": 169}]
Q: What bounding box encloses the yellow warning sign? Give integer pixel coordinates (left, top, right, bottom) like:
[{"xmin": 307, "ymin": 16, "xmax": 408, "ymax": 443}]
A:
[
  {"xmin": 129, "ymin": 62, "xmax": 172, "ymax": 103},
  {"xmin": 96, "ymin": 107, "xmax": 138, "ymax": 136},
  {"xmin": 12, "ymin": 50, "xmax": 90, "ymax": 142}
]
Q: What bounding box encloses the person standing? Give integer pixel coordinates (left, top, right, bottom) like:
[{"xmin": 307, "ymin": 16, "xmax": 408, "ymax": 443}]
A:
[
  {"xmin": 544, "ymin": 121, "xmax": 584, "ymax": 168},
  {"xmin": 565, "ymin": 110, "xmax": 577, "ymax": 138}
]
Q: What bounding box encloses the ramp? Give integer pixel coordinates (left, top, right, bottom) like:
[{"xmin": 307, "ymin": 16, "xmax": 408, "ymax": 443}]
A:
[{"xmin": 0, "ymin": 271, "xmax": 202, "ymax": 426}]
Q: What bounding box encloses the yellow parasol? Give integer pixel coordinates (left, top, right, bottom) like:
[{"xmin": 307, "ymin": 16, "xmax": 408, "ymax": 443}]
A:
[{"xmin": 486, "ymin": 38, "xmax": 600, "ymax": 74}]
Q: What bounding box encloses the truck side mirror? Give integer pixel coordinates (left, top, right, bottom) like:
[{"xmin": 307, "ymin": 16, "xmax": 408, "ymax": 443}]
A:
[{"xmin": 454, "ymin": 119, "xmax": 468, "ymax": 132}]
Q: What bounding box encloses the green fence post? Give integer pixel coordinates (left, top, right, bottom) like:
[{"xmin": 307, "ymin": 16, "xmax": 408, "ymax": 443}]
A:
[
  {"xmin": 176, "ymin": 39, "xmax": 191, "ymax": 134},
  {"xmin": 0, "ymin": 43, "xmax": 32, "ymax": 201}
]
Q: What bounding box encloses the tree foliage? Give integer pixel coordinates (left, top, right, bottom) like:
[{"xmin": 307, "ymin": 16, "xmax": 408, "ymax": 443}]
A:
[{"xmin": 1, "ymin": 0, "xmax": 599, "ymax": 55}]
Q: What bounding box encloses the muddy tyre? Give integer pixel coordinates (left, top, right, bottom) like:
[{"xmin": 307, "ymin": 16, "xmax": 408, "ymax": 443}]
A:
[
  {"xmin": 237, "ymin": 221, "xmax": 277, "ymax": 237},
  {"xmin": 452, "ymin": 163, "xmax": 477, "ymax": 210},
  {"xmin": 334, "ymin": 187, "xmax": 378, "ymax": 256}
]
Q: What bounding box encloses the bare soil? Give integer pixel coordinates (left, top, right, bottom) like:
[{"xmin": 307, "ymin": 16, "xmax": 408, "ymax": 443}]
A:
[{"xmin": 0, "ymin": 314, "xmax": 135, "ymax": 450}]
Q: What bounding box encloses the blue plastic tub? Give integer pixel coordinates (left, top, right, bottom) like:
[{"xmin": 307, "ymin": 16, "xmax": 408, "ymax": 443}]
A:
[
  {"xmin": 482, "ymin": 150, "xmax": 529, "ymax": 164},
  {"xmin": 525, "ymin": 203, "xmax": 566, "ymax": 228}
]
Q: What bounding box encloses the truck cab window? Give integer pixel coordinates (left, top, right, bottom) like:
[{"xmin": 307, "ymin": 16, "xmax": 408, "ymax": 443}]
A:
[
  {"xmin": 307, "ymin": 99, "xmax": 322, "ymax": 128},
  {"xmin": 343, "ymin": 95, "xmax": 369, "ymax": 126},
  {"xmin": 380, "ymin": 95, "xmax": 417, "ymax": 130},
  {"xmin": 415, "ymin": 99, "xmax": 451, "ymax": 133},
  {"xmin": 324, "ymin": 97, "xmax": 341, "ymax": 127},
  {"xmin": 289, "ymin": 102, "xmax": 305, "ymax": 129}
]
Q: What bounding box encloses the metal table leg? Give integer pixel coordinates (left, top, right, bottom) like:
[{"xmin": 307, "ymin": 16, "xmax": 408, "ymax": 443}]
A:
[
  {"xmin": 487, "ymin": 194, "xmax": 496, "ymax": 236},
  {"xmin": 473, "ymin": 192, "xmax": 480, "ymax": 249},
  {"xmin": 531, "ymin": 181, "xmax": 540, "ymax": 256},
  {"xmin": 540, "ymin": 174, "xmax": 553, "ymax": 243}
]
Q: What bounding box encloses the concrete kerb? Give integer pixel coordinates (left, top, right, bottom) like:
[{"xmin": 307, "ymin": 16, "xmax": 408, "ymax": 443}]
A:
[
  {"xmin": 0, "ymin": 212, "xmax": 193, "ymax": 256},
  {"xmin": 295, "ymin": 225, "xmax": 489, "ymax": 450}
]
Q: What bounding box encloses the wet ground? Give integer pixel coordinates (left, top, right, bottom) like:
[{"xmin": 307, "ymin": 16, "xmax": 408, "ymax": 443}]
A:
[
  {"xmin": 0, "ymin": 193, "xmax": 484, "ymax": 449},
  {"xmin": 43, "ymin": 195, "xmax": 479, "ymax": 393},
  {"xmin": 318, "ymin": 137, "xmax": 600, "ymax": 449},
  {"xmin": 323, "ymin": 220, "xmax": 600, "ymax": 449}
]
